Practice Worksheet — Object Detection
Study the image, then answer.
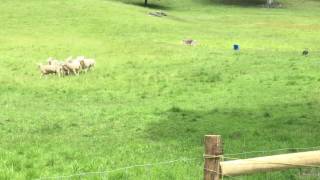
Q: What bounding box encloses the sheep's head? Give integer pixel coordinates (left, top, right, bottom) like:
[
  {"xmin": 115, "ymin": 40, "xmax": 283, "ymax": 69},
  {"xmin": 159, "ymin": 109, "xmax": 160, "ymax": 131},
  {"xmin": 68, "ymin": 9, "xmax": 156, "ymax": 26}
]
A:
[{"xmin": 79, "ymin": 60, "xmax": 85, "ymax": 68}]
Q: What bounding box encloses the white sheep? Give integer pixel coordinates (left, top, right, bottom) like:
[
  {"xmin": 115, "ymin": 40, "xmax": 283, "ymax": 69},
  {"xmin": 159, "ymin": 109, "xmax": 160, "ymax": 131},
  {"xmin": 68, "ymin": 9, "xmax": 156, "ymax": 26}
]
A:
[
  {"xmin": 38, "ymin": 63, "xmax": 63, "ymax": 77},
  {"xmin": 79, "ymin": 58, "xmax": 95, "ymax": 73},
  {"xmin": 47, "ymin": 57, "xmax": 70, "ymax": 76},
  {"xmin": 60, "ymin": 56, "xmax": 72, "ymax": 75},
  {"xmin": 63, "ymin": 57, "xmax": 82, "ymax": 75}
]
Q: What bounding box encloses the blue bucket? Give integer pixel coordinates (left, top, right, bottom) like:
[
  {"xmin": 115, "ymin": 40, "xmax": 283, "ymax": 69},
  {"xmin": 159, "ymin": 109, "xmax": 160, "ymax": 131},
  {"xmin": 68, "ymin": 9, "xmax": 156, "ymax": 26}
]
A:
[{"xmin": 233, "ymin": 44, "xmax": 240, "ymax": 51}]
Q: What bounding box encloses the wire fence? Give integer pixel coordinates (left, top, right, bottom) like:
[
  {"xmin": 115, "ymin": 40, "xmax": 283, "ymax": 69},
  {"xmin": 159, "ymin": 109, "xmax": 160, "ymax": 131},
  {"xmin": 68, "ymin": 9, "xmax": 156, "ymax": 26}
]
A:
[
  {"xmin": 35, "ymin": 145, "xmax": 320, "ymax": 180},
  {"xmin": 36, "ymin": 158, "xmax": 201, "ymax": 180}
]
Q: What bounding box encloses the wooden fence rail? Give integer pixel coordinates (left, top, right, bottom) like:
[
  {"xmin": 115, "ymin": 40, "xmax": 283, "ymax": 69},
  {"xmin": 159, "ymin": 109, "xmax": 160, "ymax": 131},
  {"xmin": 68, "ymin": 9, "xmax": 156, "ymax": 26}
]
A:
[{"xmin": 204, "ymin": 135, "xmax": 320, "ymax": 180}]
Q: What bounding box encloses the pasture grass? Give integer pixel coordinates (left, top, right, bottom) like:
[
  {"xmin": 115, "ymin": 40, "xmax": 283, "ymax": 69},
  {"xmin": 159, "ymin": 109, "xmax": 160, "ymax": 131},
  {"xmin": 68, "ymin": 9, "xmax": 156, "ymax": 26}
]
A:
[{"xmin": 0, "ymin": 0, "xmax": 320, "ymax": 179}]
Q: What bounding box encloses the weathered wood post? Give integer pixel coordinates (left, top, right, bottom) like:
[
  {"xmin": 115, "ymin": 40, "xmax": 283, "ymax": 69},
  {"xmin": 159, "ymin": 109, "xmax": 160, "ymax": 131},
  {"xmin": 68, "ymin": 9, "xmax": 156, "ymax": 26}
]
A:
[
  {"xmin": 221, "ymin": 150, "xmax": 320, "ymax": 176},
  {"xmin": 204, "ymin": 135, "xmax": 223, "ymax": 180}
]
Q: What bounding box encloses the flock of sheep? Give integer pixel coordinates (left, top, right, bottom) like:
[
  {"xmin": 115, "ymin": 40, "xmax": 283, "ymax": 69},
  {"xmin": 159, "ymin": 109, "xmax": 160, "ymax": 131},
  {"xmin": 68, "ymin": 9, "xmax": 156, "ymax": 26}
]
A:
[{"xmin": 38, "ymin": 56, "xmax": 96, "ymax": 77}]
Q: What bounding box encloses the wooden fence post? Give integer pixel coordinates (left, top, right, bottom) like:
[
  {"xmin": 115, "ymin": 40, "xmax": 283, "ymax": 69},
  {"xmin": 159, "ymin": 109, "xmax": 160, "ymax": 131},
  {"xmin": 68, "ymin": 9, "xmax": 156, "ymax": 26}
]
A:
[{"xmin": 204, "ymin": 135, "xmax": 223, "ymax": 180}]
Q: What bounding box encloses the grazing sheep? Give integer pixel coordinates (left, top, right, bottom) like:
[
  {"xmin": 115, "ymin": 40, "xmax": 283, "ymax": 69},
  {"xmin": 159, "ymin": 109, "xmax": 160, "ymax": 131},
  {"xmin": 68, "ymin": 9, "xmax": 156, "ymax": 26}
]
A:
[
  {"xmin": 38, "ymin": 63, "xmax": 63, "ymax": 77},
  {"xmin": 47, "ymin": 57, "xmax": 68, "ymax": 76},
  {"xmin": 79, "ymin": 58, "xmax": 95, "ymax": 73},
  {"xmin": 61, "ymin": 56, "xmax": 73, "ymax": 75},
  {"xmin": 63, "ymin": 58, "xmax": 82, "ymax": 75},
  {"xmin": 182, "ymin": 39, "xmax": 197, "ymax": 46},
  {"xmin": 38, "ymin": 56, "xmax": 96, "ymax": 77},
  {"xmin": 61, "ymin": 63, "xmax": 70, "ymax": 75}
]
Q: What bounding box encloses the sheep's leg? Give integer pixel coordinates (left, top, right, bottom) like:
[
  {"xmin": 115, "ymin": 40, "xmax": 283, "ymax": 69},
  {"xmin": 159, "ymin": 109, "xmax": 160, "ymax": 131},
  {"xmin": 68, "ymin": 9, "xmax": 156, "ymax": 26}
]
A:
[
  {"xmin": 72, "ymin": 69, "xmax": 77, "ymax": 76},
  {"xmin": 76, "ymin": 69, "xmax": 80, "ymax": 76}
]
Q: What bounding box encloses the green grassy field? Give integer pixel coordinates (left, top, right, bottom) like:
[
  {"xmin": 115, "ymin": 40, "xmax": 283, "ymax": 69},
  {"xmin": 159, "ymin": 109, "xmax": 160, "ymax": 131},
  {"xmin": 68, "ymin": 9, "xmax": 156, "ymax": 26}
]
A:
[{"xmin": 1, "ymin": 0, "xmax": 320, "ymax": 179}]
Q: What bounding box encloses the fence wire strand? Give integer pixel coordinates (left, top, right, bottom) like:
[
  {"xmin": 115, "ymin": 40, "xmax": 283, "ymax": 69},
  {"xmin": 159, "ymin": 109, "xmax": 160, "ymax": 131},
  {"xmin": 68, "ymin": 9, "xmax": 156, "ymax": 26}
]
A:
[
  {"xmin": 34, "ymin": 146, "xmax": 320, "ymax": 180},
  {"xmin": 36, "ymin": 158, "xmax": 200, "ymax": 180}
]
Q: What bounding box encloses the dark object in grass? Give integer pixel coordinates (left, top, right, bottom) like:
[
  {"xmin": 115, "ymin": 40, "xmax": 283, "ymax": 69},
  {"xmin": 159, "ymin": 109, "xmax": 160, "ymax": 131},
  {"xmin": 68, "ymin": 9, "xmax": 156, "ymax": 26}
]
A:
[
  {"xmin": 263, "ymin": 112, "xmax": 271, "ymax": 118},
  {"xmin": 149, "ymin": 11, "xmax": 167, "ymax": 17},
  {"xmin": 182, "ymin": 39, "xmax": 197, "ymax": 46},
  {"xmin": 302, "ymin": 49, "xmax": 309, "ymax": 56},
  {"xmin": 170, "ymin": 106, "xmax": 182, "ymax": 113},
  {"xmin": 233, "ymin": 44, "xmax": 240, "ymax": 51}
]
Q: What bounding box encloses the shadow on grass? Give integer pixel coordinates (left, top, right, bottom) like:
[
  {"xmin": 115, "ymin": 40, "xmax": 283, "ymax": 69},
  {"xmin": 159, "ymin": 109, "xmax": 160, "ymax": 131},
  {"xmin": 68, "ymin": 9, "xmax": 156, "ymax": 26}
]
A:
[
  {"xmin": 116, "ymin": 0, "xmax": 171, "ymax": 10},
  {"xmin": 145, "ymin": 101, "xmax": 320, "ymax": 147},
  {"xmin": 131, "ymin": 2, "xmax": 171, "ymax": 10},
  {"xmin": 201, "ymin": 0, "xmax": 267, "ymax": 7}
]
